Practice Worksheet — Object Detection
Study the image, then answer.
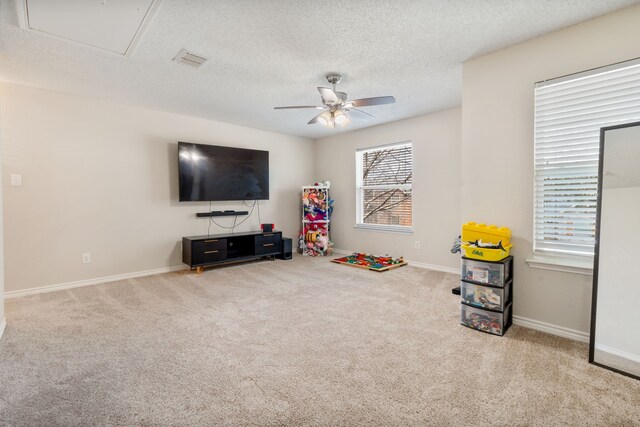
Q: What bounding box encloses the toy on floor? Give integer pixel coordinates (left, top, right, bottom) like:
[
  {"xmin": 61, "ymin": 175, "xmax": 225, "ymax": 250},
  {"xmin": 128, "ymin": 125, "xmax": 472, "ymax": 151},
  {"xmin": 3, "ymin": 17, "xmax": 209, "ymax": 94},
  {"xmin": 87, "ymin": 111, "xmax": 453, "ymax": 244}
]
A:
[{"xmin": 331, "ymin": 252, "xmax": 407, "ymax": 272}]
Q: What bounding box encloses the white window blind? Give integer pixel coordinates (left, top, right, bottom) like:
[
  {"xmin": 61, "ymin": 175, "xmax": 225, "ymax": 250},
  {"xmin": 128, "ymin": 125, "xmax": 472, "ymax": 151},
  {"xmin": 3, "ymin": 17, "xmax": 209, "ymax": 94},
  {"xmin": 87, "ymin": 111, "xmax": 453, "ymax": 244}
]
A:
[
  {"xmin": 534, "ymin": 58, "xmax": 640, "ymax": 257},
  {"xmin": 356, "ymin": 141, "xmax": 412, "ymax": 230}
]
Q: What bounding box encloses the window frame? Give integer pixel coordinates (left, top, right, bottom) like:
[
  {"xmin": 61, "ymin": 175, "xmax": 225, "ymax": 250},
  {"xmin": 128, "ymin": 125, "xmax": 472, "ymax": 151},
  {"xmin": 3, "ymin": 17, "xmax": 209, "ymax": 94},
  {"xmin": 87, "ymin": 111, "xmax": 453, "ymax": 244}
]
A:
[
  {"xmin": 355, "ymin": 141, "xmax": 413, "ymax": 233},
  {"xmin": 530, "ymin": 57, "xmax": 640, "ymax": 272}
]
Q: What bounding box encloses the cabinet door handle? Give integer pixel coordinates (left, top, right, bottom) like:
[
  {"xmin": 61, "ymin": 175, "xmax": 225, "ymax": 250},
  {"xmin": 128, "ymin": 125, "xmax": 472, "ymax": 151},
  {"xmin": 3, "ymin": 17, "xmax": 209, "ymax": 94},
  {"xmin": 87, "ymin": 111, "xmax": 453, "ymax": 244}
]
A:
[
  {"xmin": 204, "ymin": 250, "xmax": 219, "ymax": 254},
  {"xmin": 263, "ymin": 243, "xmax": 274, "ymax": 247},
  {"xmin": 204, "ymin": 239, "xmax": 218, "ymax": 243},
  {"xmin": 263, "ymin": 233, "xmax": 274, "ymax": 237}
]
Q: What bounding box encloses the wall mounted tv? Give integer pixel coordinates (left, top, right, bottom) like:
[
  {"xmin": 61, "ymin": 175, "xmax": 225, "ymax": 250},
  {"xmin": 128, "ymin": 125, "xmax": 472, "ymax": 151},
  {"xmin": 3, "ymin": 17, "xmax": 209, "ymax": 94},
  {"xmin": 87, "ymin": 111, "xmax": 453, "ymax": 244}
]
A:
[{"xmin": 178, "ymin": 142, "xmax": 269, "ymax": 202}]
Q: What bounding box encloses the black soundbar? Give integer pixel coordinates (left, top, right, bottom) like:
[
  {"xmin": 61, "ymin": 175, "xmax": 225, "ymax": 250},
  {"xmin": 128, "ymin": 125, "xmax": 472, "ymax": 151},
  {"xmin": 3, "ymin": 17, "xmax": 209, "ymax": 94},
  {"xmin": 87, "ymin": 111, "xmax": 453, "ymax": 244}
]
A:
[{"xmin": 196, "ymin": 210, "xmax": 249, "ymax": 217}]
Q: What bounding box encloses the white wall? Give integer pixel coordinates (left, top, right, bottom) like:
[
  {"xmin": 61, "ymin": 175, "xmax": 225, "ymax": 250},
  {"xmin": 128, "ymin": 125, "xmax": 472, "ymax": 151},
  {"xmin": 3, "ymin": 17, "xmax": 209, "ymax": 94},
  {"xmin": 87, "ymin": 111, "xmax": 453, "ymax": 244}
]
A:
[
  {"xmin": 0, "ymin": 83, "xmax": 315, "ymax": 293},
  {"xmin": 461, "ymin": 5, "xmax": 640, "ymax": 334},
  {"xmin": 315, "ymin": 108, "xmax": 461, "ymax": 271}
]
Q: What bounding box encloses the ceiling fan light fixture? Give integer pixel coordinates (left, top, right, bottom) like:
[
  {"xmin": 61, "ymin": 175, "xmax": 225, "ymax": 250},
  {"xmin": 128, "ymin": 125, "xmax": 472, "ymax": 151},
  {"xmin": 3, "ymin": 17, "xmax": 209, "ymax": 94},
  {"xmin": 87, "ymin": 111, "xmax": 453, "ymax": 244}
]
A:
[
  {"xmin": 333, "ymin": 110, "xmax": 347, "ymax": 125},
  {"xmin": 317, "ymin": 111, "xmax": 331, "ymax": 126}
]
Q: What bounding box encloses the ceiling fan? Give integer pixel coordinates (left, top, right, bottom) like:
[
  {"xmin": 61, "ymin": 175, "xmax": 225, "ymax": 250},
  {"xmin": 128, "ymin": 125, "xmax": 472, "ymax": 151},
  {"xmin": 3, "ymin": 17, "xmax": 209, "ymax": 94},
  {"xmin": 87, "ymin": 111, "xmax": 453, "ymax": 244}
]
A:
[{"xmin": 274, "ymin": 73, "xmax": 396, "ymax": 128}]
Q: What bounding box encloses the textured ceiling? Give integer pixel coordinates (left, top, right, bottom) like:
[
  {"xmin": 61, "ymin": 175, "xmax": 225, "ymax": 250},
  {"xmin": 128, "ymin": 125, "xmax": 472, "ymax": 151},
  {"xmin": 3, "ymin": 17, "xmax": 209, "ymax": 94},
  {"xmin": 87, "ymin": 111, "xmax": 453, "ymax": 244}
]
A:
[{"xmin": 1, "ymin": 0, "xmax": 639, "ymax": 139}]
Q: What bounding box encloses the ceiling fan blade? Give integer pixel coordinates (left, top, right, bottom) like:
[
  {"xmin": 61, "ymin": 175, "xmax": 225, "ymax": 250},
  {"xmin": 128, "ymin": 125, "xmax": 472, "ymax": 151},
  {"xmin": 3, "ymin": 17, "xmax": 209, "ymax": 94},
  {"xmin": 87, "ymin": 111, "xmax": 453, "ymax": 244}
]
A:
[
  {"xmin": 318, "ymin": 87, "xmax": 338, "ymax": 104},
  {"xmin": 307, "ymin": 112, "xmax": 324, "ymax": 124},
  {"xmin": 274, "ymin": 105, "xmax": 325, "ymax": 110},
  {"xmin": 347, "ymin": 108, "xmax": 375, "ymax": 122},
  {"xmin": 347, "ymin": 96, "xmax": 396, "ymax": 107},
  {"xmin": 338, "ymin": 112, "xmax": 352, "ymax": 127}
]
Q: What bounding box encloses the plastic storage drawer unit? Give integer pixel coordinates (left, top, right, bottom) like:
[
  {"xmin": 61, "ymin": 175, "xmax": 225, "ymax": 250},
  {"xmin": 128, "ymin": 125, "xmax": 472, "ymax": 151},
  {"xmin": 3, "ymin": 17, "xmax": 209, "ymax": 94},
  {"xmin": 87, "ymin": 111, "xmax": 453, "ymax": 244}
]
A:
[
  {"xmin": 461, "ymin": 303, "xmax": 512, "ymax": 336},
  {"xmin": 461, "ymin": 281, "xmax": 512, "ymax": 312},
  {"xmin": 461, "ymin": 256, "xmax": 512, "ymax": 287}
]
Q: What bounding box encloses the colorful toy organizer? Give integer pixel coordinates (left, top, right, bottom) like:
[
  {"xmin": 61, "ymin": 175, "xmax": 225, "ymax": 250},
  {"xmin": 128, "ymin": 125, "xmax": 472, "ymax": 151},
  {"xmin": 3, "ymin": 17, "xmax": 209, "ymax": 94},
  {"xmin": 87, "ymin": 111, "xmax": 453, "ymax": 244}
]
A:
[{"xmin": 300, "ymin": 183, "xmax": 334, "ymax": 256}]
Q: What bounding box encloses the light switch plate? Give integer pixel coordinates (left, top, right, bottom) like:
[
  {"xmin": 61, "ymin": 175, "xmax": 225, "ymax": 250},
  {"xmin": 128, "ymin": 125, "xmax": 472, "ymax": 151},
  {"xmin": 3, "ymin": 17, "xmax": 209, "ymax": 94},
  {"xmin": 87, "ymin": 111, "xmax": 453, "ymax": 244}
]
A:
[{"xmin": 10, "ymin": 174, "xmax": 22, "ymax": 186}]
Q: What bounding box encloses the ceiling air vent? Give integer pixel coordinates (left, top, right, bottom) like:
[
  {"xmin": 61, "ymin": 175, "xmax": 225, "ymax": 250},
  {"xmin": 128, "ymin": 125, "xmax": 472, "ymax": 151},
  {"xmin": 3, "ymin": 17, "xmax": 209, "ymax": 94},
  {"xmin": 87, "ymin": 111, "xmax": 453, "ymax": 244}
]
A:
[{"xmin": 173, "ymin": 49, "xmax": 208, "ymax": 67}]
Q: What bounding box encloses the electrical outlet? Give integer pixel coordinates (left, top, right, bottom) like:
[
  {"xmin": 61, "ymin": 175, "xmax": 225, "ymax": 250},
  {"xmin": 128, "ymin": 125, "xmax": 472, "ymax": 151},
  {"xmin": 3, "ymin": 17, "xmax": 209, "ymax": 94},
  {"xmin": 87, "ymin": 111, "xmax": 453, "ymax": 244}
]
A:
[
  {"xmin": 82, "ymin": 253, "xmax": 91, "ymax": 264},
  {"xmin": 414, "ymin": 241, "xmax": 421, "ymax": 249}
]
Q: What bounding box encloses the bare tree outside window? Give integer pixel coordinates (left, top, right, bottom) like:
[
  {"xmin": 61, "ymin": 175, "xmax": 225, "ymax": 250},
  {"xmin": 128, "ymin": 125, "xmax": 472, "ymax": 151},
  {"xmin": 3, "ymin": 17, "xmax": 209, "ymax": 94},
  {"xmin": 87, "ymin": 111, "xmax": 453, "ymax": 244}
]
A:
[{"xmin": 356, "ymin": 143, "xmax": 412, "ymax": 228}]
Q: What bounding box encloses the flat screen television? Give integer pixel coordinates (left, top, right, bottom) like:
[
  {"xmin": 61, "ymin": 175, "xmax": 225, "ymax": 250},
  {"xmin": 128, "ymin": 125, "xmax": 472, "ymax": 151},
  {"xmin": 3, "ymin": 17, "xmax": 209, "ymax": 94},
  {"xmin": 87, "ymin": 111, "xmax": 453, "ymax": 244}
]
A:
[{"xmin": 178, "ymin": 142, "xmax": 269, "ymax": 202}]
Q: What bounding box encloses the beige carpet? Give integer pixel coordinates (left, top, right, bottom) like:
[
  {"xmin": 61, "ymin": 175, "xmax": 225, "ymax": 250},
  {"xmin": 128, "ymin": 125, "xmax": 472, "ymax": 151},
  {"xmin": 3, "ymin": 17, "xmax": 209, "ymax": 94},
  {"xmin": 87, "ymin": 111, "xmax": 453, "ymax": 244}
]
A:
[{"xmin": 0, "ymin": 255, "xmax": 639, "ymax": 426}]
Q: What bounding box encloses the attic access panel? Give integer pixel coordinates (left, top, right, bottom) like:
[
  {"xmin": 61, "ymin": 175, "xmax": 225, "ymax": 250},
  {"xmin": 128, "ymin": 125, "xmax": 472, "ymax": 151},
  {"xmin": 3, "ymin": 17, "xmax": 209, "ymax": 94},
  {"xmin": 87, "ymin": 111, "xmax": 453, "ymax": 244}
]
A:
[{"xmin": 20, "ymin": 0, "xmax": 159, "ymax": 55}]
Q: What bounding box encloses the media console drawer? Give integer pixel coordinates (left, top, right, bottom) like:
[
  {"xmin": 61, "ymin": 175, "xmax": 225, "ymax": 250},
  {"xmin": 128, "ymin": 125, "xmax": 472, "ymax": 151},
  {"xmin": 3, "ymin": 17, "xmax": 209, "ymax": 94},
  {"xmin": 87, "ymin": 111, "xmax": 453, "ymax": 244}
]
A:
[
  {"xmin": 192, "ymin": 247, "xmax": 227, "ymax": 264},
  {"xmin": 255, "ymin": 233, "xmax": 281, "ymax": 246},
  {"xmin": 255, "ymin": 242, "xmax": 280, "ymax": 255},
  {"xmin": 192, "ymin": 239, "xmax": 226, "ymax": 252}
]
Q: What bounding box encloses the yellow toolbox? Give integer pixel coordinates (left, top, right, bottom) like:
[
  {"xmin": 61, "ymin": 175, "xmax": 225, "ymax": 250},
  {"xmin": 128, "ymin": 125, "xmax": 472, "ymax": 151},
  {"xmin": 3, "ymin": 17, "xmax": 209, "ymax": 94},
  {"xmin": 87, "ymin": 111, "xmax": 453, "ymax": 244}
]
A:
[
  {"xmin": 461, "ymin": 242, "xmax": 512, "ymax": 261},
  {"xmin": 462, "ymin": 222, "xmax": 511, "ymax": 247}
]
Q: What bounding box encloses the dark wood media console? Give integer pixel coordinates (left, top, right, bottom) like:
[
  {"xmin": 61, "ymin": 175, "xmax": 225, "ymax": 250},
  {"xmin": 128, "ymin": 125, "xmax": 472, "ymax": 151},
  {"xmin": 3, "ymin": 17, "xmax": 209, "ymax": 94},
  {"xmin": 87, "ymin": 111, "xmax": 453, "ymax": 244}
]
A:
[{"xmin": 182, "ymin": 230, "xmax": 282, "ymax": 273}]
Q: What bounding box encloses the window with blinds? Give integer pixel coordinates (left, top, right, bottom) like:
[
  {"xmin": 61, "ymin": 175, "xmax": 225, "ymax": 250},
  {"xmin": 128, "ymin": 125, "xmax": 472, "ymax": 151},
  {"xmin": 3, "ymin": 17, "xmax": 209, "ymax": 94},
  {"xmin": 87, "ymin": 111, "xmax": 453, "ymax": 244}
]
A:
[
  {"xmin": 355, "ymin": 141, "xmax": 412, "ymax": 230},
  {"xmin": 534, "ymin": 58, "xmax": 640, "ymax": 257}
]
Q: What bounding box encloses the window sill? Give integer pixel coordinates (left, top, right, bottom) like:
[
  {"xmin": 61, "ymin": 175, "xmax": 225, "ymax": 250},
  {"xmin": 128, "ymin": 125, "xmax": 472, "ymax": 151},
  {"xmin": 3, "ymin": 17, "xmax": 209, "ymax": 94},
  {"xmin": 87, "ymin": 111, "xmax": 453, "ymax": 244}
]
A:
[
  {"xmin": 354, "ymin": 224, "xmax": 413, "ymax": 234},
  {"xmin": 526, "ymin": 255, "xmax": 594, "ymax": 276}
]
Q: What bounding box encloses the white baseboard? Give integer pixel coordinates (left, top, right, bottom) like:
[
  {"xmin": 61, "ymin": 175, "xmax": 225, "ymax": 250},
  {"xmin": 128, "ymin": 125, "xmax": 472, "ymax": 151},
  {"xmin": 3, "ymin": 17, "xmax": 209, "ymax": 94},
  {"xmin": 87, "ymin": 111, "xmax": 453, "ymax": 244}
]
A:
[
  {"xmin": 333, "ymin": 248, "xmax": 460, "ymax": 275},
  {"xmin": 513, "ymin": 315, "xmax": 589, "ymax": 343},
  {"xmin": 5, "ymin": 265, "xmax": 188, "ymax": 299},
  {"xmin": 0, "ymin": 317, "xmax": 6, "ymax": 341},
  {"xmin": 331, "ymin": 249, "xmax": 353, "ymax": 256},
  {"xmin": 595, "ymin": 344, "xmax": 640, "ymax": 364},
  {"xmin": 408, "ymin": 260, "xmax": 460, "ymax": 275}
]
